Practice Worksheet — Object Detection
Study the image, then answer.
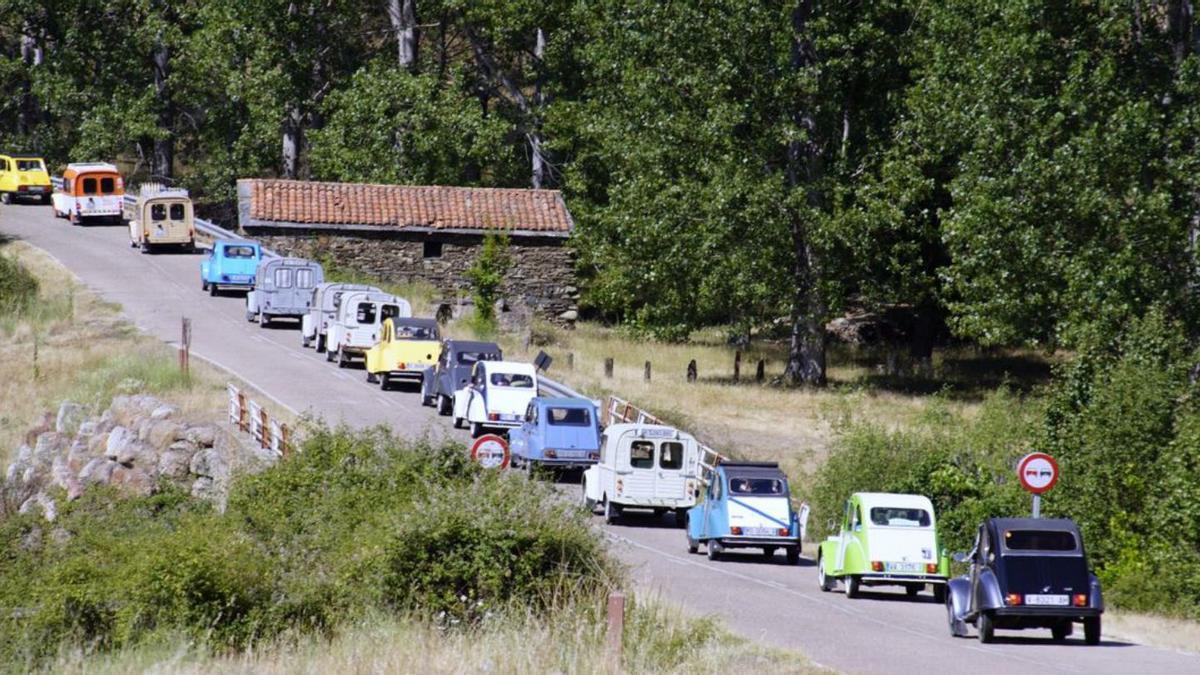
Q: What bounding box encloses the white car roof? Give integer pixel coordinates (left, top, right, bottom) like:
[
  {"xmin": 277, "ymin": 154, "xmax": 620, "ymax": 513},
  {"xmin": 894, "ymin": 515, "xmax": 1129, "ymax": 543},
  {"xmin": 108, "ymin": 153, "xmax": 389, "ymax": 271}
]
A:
[
  {"xmin": 604, "ymin": 423, "xmax": 696, "ymax": 442},
  {"xmin": 855, "ymin": 492, "xmax": 935, "ymax": 512},
  {"xmin": 482, "ymin": 360, "xmax": 537, "ymax": 376}
]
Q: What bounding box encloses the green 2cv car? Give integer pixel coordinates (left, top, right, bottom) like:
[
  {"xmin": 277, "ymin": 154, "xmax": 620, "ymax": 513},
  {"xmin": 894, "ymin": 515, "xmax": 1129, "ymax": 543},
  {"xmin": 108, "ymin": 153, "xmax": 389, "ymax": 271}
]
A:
[{"xmin": 817, "ymin": 492, "xmax": 949, "ymax": 601}]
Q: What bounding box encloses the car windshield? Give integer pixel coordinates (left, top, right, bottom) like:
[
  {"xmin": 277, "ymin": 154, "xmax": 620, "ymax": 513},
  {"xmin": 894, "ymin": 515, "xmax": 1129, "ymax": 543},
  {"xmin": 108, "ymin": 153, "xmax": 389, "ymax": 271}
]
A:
[
  {"xmin": 458, "ymin": 351, "xmax": 499, "ymax": 364},
  {"xmin": 547, "ymin": 407, "xmax": 590, "ymax": 426},
  {"xmin": 394, "ymin": 323, "xmax": 437, "ymax": 340},
  {"xmin": 728, "ymin": 477, "xmax": 785, "ymax": 495},
  {"xmin": 869, "ymin": 507, "xmax": 932, "ymax": 527},
  {"xmin": 16, "ymin": 159, "xmax": 43, "ymax": 171},
  {"xmin": 224, "ymin": 245, "xmax": 256, "ymax": 258},
  {"xmin": 1004, "ymin": 530, "xmax": 1077, "ymax": 551},
  {"xmin": 489, "ymin": 373, "xmax": 533, "ymax": 388}
]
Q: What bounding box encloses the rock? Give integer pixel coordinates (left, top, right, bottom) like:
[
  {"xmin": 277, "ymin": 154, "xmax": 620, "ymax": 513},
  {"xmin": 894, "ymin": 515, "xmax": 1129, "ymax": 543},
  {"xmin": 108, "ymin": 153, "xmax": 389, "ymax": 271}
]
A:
[
  {"xmin": 105, "ymin": 426, "xmax": 136, "ymax": 461},
  {"xmin": 88, "ymin": 432, "xmax": 108, "ymax": 457},
  {"xmin": 18, "ymin": 491, "xmax": 57, "ymax": 522},
  {"xmin": 158, "ymin": 443, "xmax": 196, "ymax": 481},
  {"xmin": 55, "ymin": 401, "xmax": 87, "ymax": 434},
  {"xmin": 66, "ymin": 438, "xmax": 96, "ymax": 473},
  {"xmin": 116, "ymin": 440, "xmax": 142, "ymax": 466},
  {"xmin": 191, "ymin": 476, "xmax": 219, "ymax": 501},
  {"xmin": 110, "ymin": 396, "xmax": 142, "ymax": 428},
  {"xmin": 558, "ymin": 309, "xmax": 579, "ymax": 322},
  {"xmin": 77, "ymin": 420, "xmax": 99, "ymax": 438},
  {"xmin": 50, "ymin": 456, "xmax": 84, "ymax": 500},
  {"xmin": 109, "ymin": 465, "xmax": 155, "ymax": 496},
  {"xmin": 24, "ymin": 411, "xmax": 54, "ymax": 447},
  {"xmin": 33, "ymin": 432, "xmax": 66, "ymax": 466},
  {"xmin": 150, "ymin": 404, "xmax": 178, "ymax": 421},
  {"xmin": 184, "ymin": 425, "xmax": 218, "ymax": 448},
  {"xmin": 79, "ymin": 457, "xmax": 117, "ymax": 485},
  {"xmin": 189, "ymin": 448, "xmax": 228, "ymax": 480},
  {"xmin": 147, "ymin": 420, "xmax": 185, "ymax": 451}
]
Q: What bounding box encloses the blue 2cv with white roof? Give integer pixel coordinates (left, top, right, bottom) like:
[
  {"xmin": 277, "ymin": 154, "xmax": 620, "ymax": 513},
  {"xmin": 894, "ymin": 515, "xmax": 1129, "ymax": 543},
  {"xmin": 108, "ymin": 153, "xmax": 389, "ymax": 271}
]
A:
[
  {"xmin": 686, "ymin": 461, "xmax": 809, "ymax": 564},
  {"xmin": 508, "ymin": 397, "xmax": 601, "ymax": 471}
]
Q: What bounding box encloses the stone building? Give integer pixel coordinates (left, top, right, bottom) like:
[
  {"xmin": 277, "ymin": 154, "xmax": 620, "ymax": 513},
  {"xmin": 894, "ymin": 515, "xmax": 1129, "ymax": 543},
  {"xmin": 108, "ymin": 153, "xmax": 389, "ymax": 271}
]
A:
[{"xmin": 236, "ymin": 178, "xmax": 578, "ymax": 323}]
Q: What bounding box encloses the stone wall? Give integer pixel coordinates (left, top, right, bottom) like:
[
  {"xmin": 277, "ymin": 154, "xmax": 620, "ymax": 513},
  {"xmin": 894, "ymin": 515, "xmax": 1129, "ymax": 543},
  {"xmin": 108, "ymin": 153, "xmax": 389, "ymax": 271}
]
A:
[{"xmin": 246, "ymin": 228, "xmax": 580, "ymax": 324}]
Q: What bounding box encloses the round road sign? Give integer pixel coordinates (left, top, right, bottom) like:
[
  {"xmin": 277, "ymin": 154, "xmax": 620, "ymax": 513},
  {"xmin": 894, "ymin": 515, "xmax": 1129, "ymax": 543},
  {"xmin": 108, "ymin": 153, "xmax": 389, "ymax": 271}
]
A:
[
  {"xmin": 470, "ymin": 434, "xmax": 510, "ymax": 470},
  {"xmin": 1017, "ymin": 452, "xmax": 1059, "ymax": 494}
]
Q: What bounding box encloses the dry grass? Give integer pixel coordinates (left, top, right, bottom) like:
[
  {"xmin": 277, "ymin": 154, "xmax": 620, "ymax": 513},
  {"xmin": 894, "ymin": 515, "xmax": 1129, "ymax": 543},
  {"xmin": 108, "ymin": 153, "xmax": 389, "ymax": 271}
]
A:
[
  {"xmin": 0, "ymin": 241, "xmax": 286, "ymax": 468},
  {"xmin": 1104, "ymin": 610, "xmax": 1200, "ymax": 654},
  {"xmin": 48, "ymin": 598, "xmax": 819, "ymax": 675}
]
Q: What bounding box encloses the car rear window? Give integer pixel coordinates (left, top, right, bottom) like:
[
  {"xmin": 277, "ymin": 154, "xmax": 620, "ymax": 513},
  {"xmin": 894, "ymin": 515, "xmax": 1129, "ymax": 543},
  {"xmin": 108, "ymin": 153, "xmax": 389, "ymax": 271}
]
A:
[
  {"xmin": 170, "ymin": 203, "xmax": 186, "ymax": 220},
  {"xmin": 548, "ymin": 407, "xmax": 590, "ymax": 426},
  {"xmin": 224, "ymin": 245, "xmax": 256, "ymax": 258},
  {"xmin": 630, "ymin": 441, "xmax": 654, "ymax": 469},
  {"xmin": 356, "ymin": 302, "xmax": 377, "ymax": 324},
  {"xmin": 1004, "ymin": 530, "xmax": 1077, "ymax": 551},
  {"xmin": 729, "ymin": 477, "xmax": 785, "ymax": 495},
  {"xmin": 381, "ymin": 304, "xmax": 401, "ymax": 321},
  {"xmin": 151, "ymin": 204, "xmax": 167, "ymax": 221},
  {"xmin": 394, "ymin": 323, "xmax": 437, "ymax": 340},
  {"xmin": 16, "ymin": 159, "xmax": 43, "ymax": 171},
  {"xmin": 489, "ymin": 373, "xmax": 533, "ymax": 388},
  {"xmin": 458, "ymin": 351, "xmax": 499, "ymax": 364},
  {"xmin": 870, "ymin": 507, "xmax": 932, "ymax": 527},
  {"xmin": 100, "ymin": 177, "xmax": 116, "ymax": 193},
  {"xmin": 81, "ymin": 177, "xmax": 97, "ymax": 194}
]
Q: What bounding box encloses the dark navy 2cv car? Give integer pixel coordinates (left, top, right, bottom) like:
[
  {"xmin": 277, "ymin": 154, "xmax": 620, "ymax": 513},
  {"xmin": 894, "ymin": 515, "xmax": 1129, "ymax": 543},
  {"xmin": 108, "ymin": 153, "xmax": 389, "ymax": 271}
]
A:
[
  {"xmin": 421, "ymin": 340, "xmax": 503, "ymax": 414},
  {"xmin": 946, "ymin": 517, "xmax": 1103, "ymax": 645}
]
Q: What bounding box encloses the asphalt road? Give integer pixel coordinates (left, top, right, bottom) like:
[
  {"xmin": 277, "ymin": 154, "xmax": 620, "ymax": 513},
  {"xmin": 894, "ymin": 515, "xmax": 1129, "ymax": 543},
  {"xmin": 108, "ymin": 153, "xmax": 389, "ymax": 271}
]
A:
[{"xmin": 2, "ymin": 202, "xmax": 1196, "ymax": 674}]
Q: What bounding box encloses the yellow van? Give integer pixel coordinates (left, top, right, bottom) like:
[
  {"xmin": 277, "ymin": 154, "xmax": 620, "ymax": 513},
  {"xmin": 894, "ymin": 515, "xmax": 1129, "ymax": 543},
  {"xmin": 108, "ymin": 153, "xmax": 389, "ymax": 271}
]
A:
[{"xmin": 0, "ymin": 154, "xmax": 52, "ymax": 204}]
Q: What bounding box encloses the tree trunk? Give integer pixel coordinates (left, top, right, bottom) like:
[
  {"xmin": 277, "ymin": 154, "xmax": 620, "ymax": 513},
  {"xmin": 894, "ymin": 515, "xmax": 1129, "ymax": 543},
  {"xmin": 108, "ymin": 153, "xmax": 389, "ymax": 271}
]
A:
[
  {"xmin": 387, "ymin": 0, "xmax": 418, "ymax": 72},
  {"xmin": 152, "ymin": 34, "xmax": 174, "ymax": 181},
  {"xmin": 281, "ymin": 107, "xmax": 302, "ymax": 179},
  {"xmin": 17, "ymin": 27, "xmax": 42, "ymax": 138},
  {"xmin": 783, "ymin": 0, "xmax": 827, "ymax": 387},
  {"xmin": 530, "ymin": 27, "xmax": 546, "ymax": 189}
]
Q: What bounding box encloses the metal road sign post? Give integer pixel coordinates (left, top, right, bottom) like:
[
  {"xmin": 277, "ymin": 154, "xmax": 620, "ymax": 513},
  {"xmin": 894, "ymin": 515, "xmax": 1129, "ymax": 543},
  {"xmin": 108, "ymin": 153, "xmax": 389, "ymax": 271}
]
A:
[{"xmin": 1017, "ymin": 452, "xmax": 1059, "ymax": 518}]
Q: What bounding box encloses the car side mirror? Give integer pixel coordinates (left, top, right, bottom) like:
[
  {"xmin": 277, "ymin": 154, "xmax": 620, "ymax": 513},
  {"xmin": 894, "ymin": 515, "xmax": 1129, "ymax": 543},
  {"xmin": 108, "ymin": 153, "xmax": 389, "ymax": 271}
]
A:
[{"xmin": 952, "ymin": 552, "xmax": 969, "ymax": 564}]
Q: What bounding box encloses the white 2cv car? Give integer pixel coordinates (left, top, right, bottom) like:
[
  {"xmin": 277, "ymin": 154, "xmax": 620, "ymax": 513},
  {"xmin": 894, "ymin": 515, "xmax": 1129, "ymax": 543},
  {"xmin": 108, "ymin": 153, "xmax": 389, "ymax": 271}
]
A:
[
  {"xmin": 452, "ymin": 360, "xmax": 539, "ymax": 438},
  {"xmin": 582, "ymin": 424, "xmax": 701, "ymax": 526}
]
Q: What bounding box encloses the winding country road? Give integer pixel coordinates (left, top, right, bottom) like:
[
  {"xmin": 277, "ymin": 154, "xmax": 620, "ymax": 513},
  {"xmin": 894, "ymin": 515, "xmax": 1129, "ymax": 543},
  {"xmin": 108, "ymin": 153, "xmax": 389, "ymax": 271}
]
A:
[{"xmin": 2, "ymin": 202, "xmax": 1195, "ymax": 674}]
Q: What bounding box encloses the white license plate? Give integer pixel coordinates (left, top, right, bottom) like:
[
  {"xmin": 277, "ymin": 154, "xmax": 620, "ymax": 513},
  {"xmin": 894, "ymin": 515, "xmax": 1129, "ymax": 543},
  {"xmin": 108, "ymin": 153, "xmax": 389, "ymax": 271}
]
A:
[
  {"xmin": 885, "ymin": 562, "xmax": 923, "ymax": 573},
  {"xmin": 556, "ymin": 449, "xmax": 585, "ymax": 458},
  {"xmin": 741, "ymin": 527, "xmax": 779, "ymax": 536},
  {"xmin": 1025, "ymin": 594, "xmax": 1069, "ymax": 606}
]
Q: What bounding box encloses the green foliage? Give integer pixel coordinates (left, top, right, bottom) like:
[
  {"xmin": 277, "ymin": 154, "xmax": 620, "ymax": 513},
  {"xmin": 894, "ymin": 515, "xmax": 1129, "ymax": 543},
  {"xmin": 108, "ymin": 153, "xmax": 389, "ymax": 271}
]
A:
[
  {"xmin": 465, "ymin": 234, "xmax": 511, "ymax": 326},
  {"xmin": 0, "ymin": 428, "xmax": 617, "ymax": 666},
  {"xmin": 0, "ymin": 253, "xmax": 38, "ymax": 315}
]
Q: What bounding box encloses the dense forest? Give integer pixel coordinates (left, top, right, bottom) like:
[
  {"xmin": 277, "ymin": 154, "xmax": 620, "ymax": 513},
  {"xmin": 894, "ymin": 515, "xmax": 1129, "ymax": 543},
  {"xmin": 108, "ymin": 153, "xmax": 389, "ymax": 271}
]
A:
[{"xmin": 1, "ymin": 1, "xmax": 1199, "ymax": 384}]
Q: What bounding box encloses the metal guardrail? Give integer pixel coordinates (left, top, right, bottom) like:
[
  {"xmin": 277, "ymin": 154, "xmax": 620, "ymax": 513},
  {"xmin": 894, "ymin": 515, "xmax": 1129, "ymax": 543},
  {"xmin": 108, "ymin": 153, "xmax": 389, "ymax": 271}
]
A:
[{"xmin": 228, "ymin": 384, "xmax": 293, "ymax": 456}]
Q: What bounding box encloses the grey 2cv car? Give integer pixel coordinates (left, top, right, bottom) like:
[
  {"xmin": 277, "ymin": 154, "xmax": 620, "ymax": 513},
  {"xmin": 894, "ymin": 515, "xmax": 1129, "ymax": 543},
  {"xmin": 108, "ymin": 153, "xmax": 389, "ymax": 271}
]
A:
[
  {"xmin": 421, "ymin": 340, "xmax": 503, "ymax": 414},
  {"xmin": 946, "ymin": 517, "xmax": 1103, "ymax": 645},
  {"xmin": 246, "ymin": 257, "xmax": 324, "ymax": 327}
]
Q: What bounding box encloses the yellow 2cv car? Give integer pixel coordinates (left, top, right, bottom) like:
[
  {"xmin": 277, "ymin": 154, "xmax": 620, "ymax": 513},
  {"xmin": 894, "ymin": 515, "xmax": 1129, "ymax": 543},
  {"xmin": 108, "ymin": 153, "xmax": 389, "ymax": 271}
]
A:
[{"xmin": 364, "ymin": 317, "xmax": 441, "ymax": 391}]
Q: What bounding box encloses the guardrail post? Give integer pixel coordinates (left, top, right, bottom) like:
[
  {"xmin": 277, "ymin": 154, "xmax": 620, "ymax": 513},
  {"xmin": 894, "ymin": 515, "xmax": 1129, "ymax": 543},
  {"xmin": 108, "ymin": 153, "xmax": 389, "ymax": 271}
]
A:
[
  {"xmin": 643, "ymin": 361, "xmax": 651, "ymax": 382},
  {"xmin": 604, "ymin": 358, "xmax": 614, "ymax": 378},
  {"xmin": 259, "ymin": 407, "xmax": 270, "ymax": 449},
  {"xmin": 606, "ymin": 591, "xmax": 625, "ymax": 673},
  {"xmin": 567, "ymin": 352, "xmax": 574, "ymax": 370},
  {"xmin": 281, "ymin": 424, "xmax": 291, "ymax": 457},
  {"xmin": 238, "ymin": 392, "xmax": 248, "ymax": 432},
  {"xmin": 756, "ymin": 359, "xmax": 765, "ymax": 383},
  {"xmin": 687, "ymin": 359, "xmax": 697, "ymax": 383},
  {"xmin": 179, "ymin": 317, "xmax": 191, "ymax": 376}
]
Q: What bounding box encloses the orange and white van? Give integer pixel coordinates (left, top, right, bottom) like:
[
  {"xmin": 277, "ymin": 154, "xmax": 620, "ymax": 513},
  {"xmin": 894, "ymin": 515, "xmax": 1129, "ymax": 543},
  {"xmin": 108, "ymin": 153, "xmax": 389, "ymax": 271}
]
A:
[{"xmin": 51, "ymin": 162, "xmax": 124, "ymax": 225}]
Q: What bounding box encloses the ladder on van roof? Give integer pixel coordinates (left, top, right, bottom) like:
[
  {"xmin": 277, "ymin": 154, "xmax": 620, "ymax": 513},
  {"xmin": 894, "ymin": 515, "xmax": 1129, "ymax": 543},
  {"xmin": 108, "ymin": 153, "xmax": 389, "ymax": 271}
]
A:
[
  {"xmin": 697, "ymin": 444, "xmax": 726, "ymax": 486},
  {"xmin": 605, "ymin": 394, "xmax": 727, "ymax": 484}
]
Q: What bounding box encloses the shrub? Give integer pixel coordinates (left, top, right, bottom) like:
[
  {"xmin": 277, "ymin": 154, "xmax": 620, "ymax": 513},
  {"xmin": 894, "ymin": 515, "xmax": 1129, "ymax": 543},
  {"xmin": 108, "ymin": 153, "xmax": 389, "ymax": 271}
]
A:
[
  {"xmin": 465, "ymin": 234, "xmax": 511, "ymax": 326},
  {"xmin": 0, "ymin": 253, "xmax": 39, "ymax": 315}
]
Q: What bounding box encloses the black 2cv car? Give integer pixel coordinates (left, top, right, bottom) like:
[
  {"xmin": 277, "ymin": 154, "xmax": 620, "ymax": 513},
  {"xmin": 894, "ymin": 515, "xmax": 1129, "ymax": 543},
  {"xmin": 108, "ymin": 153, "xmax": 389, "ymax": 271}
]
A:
[
  {"xmin": 946, "ymin": 517, "xmax": 1103, "ymax": 645},
  {"xmin": 420, "ymin": 340, "xmax": 503, "ymax": 414}
]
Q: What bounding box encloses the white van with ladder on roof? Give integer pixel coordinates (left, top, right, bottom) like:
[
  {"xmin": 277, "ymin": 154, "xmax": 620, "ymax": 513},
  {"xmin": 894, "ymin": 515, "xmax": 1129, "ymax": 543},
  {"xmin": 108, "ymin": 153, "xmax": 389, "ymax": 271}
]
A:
[{"xmin": 581, "ymin": 423, "xmax": 702, "ymax": 526}]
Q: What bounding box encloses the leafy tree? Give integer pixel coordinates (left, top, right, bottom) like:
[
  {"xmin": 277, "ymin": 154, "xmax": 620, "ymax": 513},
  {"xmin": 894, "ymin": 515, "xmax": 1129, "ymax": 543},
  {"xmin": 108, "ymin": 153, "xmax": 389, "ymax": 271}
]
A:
[{"xmin": 466, "ymin": 233, "xmax": 511, "ymax": 325}]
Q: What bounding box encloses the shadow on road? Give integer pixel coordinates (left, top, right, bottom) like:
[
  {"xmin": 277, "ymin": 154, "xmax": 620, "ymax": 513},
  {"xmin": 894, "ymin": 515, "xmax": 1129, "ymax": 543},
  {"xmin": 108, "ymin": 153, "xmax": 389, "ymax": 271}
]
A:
[{"xmin": 959, "ymin": 634, "xmax": 1134, "ymax": 648}]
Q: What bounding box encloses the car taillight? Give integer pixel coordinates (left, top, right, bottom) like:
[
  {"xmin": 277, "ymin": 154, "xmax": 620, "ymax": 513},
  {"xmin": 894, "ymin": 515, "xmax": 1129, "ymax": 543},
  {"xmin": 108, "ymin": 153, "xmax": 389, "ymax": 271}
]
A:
[
  {"xmin": 730, "ymin": 526, "xmax": 743, "ymax": 535},
  {"xmin": 546, "ymin": 449, "xmax": 557, "ymax": 458},
  {"xmin": 926, "ymin": 563, "xmax": 939, "ymax": 574},
  {"xmin": 488, "ymin": 413, "xmax": 499, "ymax": 421},
  {"xmin": 870, "ymin": 561, "xmax": 883, "ymax": 572},
  {"xmin": 777, "ymin": 528, "xmax": 790, "ymax": 536},
  {"xmin": 17, "ymin": 185, "xmax": 27, "ymax": 192},
  {"xmin": 397, "ymin": 362, "xmax": 407, "ymax": 369},
  {"xmin": 1006, "ymin": 593, "xmax": 1023, "ymax": 606},
  {"xmin": 616, "ymin": 479, "xmax": 623, "ymax": 495},
  {"xmin": 1073, "ymin": 594, "xmax": 1088, "ymax": 607}
]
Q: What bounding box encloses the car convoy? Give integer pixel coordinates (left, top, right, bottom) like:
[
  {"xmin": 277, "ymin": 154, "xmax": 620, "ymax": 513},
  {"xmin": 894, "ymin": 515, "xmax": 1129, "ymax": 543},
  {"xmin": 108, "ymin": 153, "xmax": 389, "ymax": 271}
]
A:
[{"xmin": 0, "ymin": 160, "xmax": 1106, "ymax": 647}]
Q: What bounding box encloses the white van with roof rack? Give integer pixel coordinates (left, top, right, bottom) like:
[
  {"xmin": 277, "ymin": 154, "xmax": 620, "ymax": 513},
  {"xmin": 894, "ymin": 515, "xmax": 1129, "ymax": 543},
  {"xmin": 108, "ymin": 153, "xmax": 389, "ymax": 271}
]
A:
[{"xmin": 582, "ymin": 423, "xmax": 701, "ymax": 526}]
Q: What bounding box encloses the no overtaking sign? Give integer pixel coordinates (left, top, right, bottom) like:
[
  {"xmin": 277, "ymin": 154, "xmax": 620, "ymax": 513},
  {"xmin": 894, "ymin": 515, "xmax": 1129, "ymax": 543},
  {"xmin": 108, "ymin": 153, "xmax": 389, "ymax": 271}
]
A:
[{"xmin": 1017, "ymin": 452, "xmax": 1059, "ymax": 495}]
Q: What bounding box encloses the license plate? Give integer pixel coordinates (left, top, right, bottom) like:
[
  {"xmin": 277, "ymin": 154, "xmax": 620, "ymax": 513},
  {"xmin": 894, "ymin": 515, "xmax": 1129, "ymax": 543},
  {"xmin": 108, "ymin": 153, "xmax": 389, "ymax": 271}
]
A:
[
  {"xmin": 741, "ymin": 527, "xmax": 779, "ymax": 536},
  {"xmin": 885, "ymin": 562, "xmax": 923, "ymax": 573},
  {"xmin": 1025, "ymin": 594, "xmax": 1069, "ymax": 606},
  {"xmin": 556, "ymin": 449, "xmax": 585, "ymax": 458}
]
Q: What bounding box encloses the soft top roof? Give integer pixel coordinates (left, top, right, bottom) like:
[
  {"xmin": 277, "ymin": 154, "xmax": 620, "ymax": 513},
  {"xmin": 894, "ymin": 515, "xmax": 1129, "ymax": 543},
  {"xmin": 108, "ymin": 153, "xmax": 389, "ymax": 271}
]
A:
[
  {"xmin": 481, "ymin": 360, "xmax": 537, "ymax": 376},
  {"xmin": 446, "ymin": 340, "xmax": 502, "ymax": 353},
  {"xmin": 854, "ymin": 492, "xmax": 935, "ymax": 512},
  {"xmin": 720, "ymin": 462, "xmax": 787, "ymax": 480},
  {"xmin": 215, "ymin": 238, "xmax": 259, "ymax": 248},
  {"xmin": 604, "ymin": 423, "xmax": 696, "ymax": 442},
  {"xmin": 391, "ymin": 317, "xmax": 440, "ymax": 329},
  {"xmin": 988, "ymin": 517, "xmax": 1080, "ymax": 533},
  {"xmin": 261, "ymin": 256, "xmax": 319, "ymax": 268},
  {"xmin": 535, "ymin": 396, "xmax": 596, "ymax": 409},
  {"xmin": 320, "ymin": 282, "xmax": 378, "ymax": 292}
]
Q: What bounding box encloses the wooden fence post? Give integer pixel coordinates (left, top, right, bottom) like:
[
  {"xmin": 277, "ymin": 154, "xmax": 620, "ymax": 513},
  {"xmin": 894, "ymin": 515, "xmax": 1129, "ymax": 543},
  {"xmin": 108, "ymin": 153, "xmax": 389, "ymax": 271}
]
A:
[
  {"xmin": 733, "ymin": 350, "xmax": 741, "ymax": 382},
  {"xmin": 643, "ymin": 361, "xmax": 651, "ymax": 382},
  {"xmin": 179, "ymin": 317, "xmax": 192, "ymax": 376},
  {"xmin": 607, "ymin": 591, "xmax": 625, "ymax": 673},
  {"xmin": 259, "ymin": 407, "xmax": 269, "ymax": 449},
  {"xmin": 237, "ymin": 392, "xmax": 248, "ymax": 432},
  {"xmin": 281, "ymin": 424, "xmax": 291, "ymax": 458},
  {"xmin": 756, "ymin": 359, "xmax": 765, "ymax": 383},
  {"xmin": 604, "ymin": 357, "xmax": 614, "ymax": 378},
  {"xmin": 687, "ymin": 359, "xmax": 697, "ymax": 383},
  {"xmin": 567, "ymin": 352, "xmax": 575, "ymax": 370}
]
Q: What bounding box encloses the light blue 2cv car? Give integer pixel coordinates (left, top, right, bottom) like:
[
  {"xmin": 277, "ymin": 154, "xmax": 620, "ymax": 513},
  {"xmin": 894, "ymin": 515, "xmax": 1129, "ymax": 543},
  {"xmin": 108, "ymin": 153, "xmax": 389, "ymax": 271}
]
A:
[
  {"xmin": 686, "ymin": 461, "xmax": 809, "ymax": 564},
  {"xmin": 200, "ymin": 239, "xmax": 262, "ymax": 296},
  {"xmin": 508, "ymin": 397, "xmax": 601, "ymax": 471}
]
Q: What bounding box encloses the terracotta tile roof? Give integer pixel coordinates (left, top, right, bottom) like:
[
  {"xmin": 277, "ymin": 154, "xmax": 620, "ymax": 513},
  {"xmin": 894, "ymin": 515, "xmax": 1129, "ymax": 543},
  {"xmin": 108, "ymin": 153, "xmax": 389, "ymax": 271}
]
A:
[{"xmin": 239, "ymin": 179, "xmax": 573, "ymax": 234}]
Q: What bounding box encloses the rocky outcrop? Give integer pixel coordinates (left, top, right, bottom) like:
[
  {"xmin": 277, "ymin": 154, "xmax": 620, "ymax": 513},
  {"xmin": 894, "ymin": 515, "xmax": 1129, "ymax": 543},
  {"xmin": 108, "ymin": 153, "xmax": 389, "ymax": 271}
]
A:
[{"xmin": 3, "ymin": 395, "xmax": 266, "ymax": 521}]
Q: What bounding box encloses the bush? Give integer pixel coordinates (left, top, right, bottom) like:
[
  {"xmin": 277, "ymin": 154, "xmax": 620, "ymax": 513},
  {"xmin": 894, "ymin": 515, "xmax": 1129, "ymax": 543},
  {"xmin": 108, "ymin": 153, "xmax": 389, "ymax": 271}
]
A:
[
  {"xmin": 465, "ymin": 234, "xmax": 511, "ymax": 326},
  {"xmin": 0, "ymin": 428, "xmax": 620, "ymax": 666}
]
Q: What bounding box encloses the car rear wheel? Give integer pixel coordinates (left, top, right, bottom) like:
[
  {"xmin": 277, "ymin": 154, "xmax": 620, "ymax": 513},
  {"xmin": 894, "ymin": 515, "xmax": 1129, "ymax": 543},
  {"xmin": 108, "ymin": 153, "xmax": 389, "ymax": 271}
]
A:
[
  {"xmin": 946, "ymin": 593, "xmax": 968, "ymax": 637},
  {"xmin": 1084, "ymin": 616, "xmax": 1101, "ymax": 645},
  {"xmin": 906, "ymin": 584, "xmax": 922, "ymax": 598},
  {"xmin": 470, "ymin": 422, "xmax": 482, "ymax": 438},
  {"xmin": 786, "ymin": 547, "xmax": 800, "ymax": 565},
  {"xmin": 209, "ymin": 284, "xmax": 218, "ymax": 297},
  {"xmin": 316, "ymin": 335, "xmax": 325, "ymax": 353},
  {"xmin": 706, "ymin": 540, "xmax": 722, "ymax": 561},
  {"xmin": 336, "ymin": 349, "xmax": 348, "ymax": 368},
  {"xmin": 674, "ymin": 509, "xmax": 687, "ymax": 528},
  {"xmin": 762, "ymin": 547, "xmax": 776, "ymax": 560},
  {"xmin": 604, "ymin": 498, "xmax": 621, "ymax": 525},
  {"xmin": 453, "ymin": 416, "xmax": 464, "ymax": 429},
  {"xmin": 421, "ymin": 393, "xmax": 434, "ymax": 407},
  {"xmin": 0, "ymin": 193, "xmax": 9, "ymax": 204},
  {"xmin": 302, "ymin": 335, "xmax": 311, "ymax": 348},
  {"xmin": 977, "ymin": 611, "xmax": 995, "ymax": 643},
  {"xmin": 1051, "ymin": 622, "xmax": 1072, "ymax": 641},
  {"xmin": 844, "ymin": 574, "xmax": 860, "ymax": 599},
  {"xmin": 933, "ymin": 584, "xmax": 947, "ymax": 604},
  {"xmin": 259, "ymin": 313, "xmax": 271, "ymax": 328},
  {"xmin": 438, "ymin": 394, "xmax": 452, "ymax": 416},
  {"xmin": 366, "ymin": 371, "xmax": 379, "ymax": 384},
  {"xmin": 818, "ymin": 554, "xmax": 835, "ymax": 591},
  {"xmin": 201, "ymin": 280, "xmax": 209, "ymax": 292},
  {"xmin": 582, "ymin": 484, "xmax": 597, "ymax": 512}
]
